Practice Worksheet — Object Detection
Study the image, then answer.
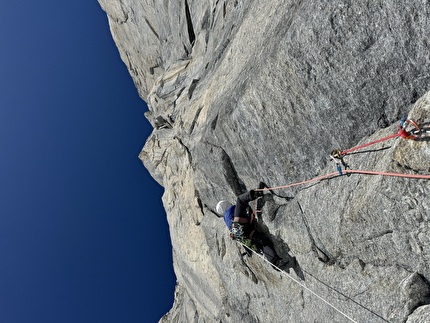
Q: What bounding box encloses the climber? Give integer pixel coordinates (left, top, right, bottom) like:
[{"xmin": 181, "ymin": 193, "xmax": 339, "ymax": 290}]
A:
[{"xmin": 216, "ymin": 187, "xmax": 288, "ymax": 269}]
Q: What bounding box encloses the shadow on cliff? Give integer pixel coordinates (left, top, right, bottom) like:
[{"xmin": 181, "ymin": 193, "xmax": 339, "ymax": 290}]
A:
[{"xmin": 255, "ymin": 190, "xmax": 305, "ymax": 280}]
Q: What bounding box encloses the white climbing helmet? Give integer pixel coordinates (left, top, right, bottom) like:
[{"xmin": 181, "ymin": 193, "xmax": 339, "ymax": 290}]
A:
[{"xmin": 216, "ymin": 200, "xmax": 232, "ymax": 215}]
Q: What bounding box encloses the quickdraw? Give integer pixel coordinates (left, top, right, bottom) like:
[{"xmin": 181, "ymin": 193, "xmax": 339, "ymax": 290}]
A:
[
  {"xmin": 330, "ymin": 149, "xmax": 350, "ymax": 175},
  {"xmin": 330, "ymin": 116, "xmax": 428, "ymax": 174},
  {"xmin": 398, "ymin": 117, "xmax": 420, "ymax": 140},
  {"xmin": 335, "ymin": 117, "xmax": 426, "ymax": 156}
]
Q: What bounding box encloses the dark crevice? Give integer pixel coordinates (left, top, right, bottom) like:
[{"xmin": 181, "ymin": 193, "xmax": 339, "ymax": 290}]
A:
[
  {"xmin": 220, "ymin": 148, "xmax": 247, "ymax": 196},
  {"xmin": 210, "ymin": 0, "xmax": 220, "ymax": 29},
  {"xmin": 188, "ymin": 79, "xmax": 199, "ymax": 99},
  {"xmin": 358, "ymin": 258, "xmax": 366, "ymax": 271},
  {"xmin": 240, "ymin": 262, "xmax": 258, "ymax": 284},
  {"xmin": 404, "ymin": 273, "xmax": 430, "ymax": 319},
  {"xmin": 207, "ymin": 204, "xmax": 222, "ymax": 218},
  {"xmin": 364, "ymin": 230, "xmax": 393, "ymax": 242},
  {"xmin": 149, "ymin": 64, "xmax": 159, "ymax": 75},
  {"xmin": 297, "ymin": 201, "xmax": 335, "ymax": 264},
  {"xmin": 257, "ymin": 193, "xmax": 291, "ymax": 222},
  {"xmin": 210, "ymin": 114, "xmax": 219, "ymax": 130},
  {"xmin": 116, "ymin": 13, "xmax": 129, "ymax": 25},
  {"xmin": 410, "ymin": 89, "xmax": 419, "ymax": 104},
  {"xmin": 183, "ymin": 44, "xmax": 190, "ymax": 57},
  {"xmin": 173, "ymin": 88, "xmax": 186, "ymax": 108},
  {"xmin": 174, "ymin": 136, "xmax": 192, "ymax": 164},
  {"xmin": 205, "ymin": 141, "xmax": 246, "ymax": 195},
  {"xmin": 184, "ymin": 0, "xmax": 196, "ymax": 47},
  {"xmin": 201, "ymin": 9, "xmax": 210, "ymax": 29},
  {"xmin": 194, "ymin": 189, "xmax": 204, "ymax": 217},
  {"xmin": 188, "ymin": 105, "xmax": 203, "ymax": 134},
  {"xmin": 144, "ymin": 18, "xmax": 160, "ymax": 39},
  {"xmin": 377, "ymin": 112, "xmax": 389, "ymax": 128}
]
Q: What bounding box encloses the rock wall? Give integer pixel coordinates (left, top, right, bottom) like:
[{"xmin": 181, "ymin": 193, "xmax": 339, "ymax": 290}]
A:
[{"xmin": 99, "ymin": 0, "xmax": 430, "ymax": 322}]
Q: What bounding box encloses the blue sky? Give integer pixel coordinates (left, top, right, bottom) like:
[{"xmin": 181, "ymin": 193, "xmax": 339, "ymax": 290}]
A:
[{"xmin": 0, "ymin": 1, "xmax": 175, "ymax": 322}]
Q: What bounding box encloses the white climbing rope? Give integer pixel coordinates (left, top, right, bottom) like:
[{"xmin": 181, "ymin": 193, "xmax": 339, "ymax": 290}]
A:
[{"xmin": 237, "ymin": 241, "xmax": 359, "ymax": 323}]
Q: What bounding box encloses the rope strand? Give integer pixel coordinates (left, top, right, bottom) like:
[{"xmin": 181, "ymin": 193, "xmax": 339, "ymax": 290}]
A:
[
  {"xmin": 340, "ymin": 133, "xmax": 400, "ymax": 155},
  {"xmin": 258, "ymin": 172, "xmax": 340, "ymax": 192},
  {"xmin": 257, "ymin": 169, "xmax": 430, "ymax": 193},
  {"xmin": 247, "ymin": 123, "xmax": 428, "ymax": 322},
  {"xmin": 300, "ymin": 267, "xmax": 389, "ymax": 322},
  {"xmin": 238, "ymin": 241, "xmax": 360, "ymax": 323},
  {"xmin": 344, "ymin": 169, "xmax": 430, "ymax": 179}
]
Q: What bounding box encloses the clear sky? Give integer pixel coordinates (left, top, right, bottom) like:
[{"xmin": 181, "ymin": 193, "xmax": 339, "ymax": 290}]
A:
[{"xmin": 0, "ymin": 1, "xmax": 175, "ymax": 322}]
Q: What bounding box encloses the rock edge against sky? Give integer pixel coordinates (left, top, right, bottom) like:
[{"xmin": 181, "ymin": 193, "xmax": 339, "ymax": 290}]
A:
[{"xmin": 99, "ymin": 1, "xmax": 430, "ymax": 322}]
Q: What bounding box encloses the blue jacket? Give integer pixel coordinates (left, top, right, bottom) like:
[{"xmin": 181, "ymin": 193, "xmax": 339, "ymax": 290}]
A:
[
  {"xmin": 223, "ymin": 205, "xmax": 236, "ymax": 229},
  {"xmin": 223, "ymin": 190, "xmax": 254, "ymax": 230}
]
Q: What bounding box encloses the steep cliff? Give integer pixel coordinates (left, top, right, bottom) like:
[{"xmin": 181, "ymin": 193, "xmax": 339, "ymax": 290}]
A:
[{"xmin": 99, "ymin": 1, "xmax": 430, "ymax": 322}]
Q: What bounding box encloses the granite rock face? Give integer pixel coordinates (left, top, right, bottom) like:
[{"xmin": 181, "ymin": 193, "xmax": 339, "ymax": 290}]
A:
[{"xmin": 99, "ymin": 0, "xmax": 430, "ymax": 322}]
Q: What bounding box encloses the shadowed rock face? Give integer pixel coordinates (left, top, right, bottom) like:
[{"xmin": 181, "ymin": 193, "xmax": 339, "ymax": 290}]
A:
[{"xmin": 99, "ymin": 0, "xmax": 430, "ymax": 322}]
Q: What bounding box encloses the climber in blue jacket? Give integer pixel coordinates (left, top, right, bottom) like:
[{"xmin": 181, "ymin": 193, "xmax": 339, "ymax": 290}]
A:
[{"xmin": 216, "ymin": 188, "xmax": 282, "ymax": 266}]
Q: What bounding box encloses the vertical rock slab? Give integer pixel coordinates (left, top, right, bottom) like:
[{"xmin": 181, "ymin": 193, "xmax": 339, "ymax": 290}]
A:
[{"xmin": 99, "ymin": 0, "xmax": 430, "ymax": 322}]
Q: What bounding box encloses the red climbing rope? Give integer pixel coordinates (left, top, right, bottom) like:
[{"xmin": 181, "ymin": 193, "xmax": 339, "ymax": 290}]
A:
[
  {"xmin": 339, "ymin": 118, "xmax": 422, "ymax": 156},
  {"xmin": 340, "ymin": 133, "xmax": 400, "ymax": 155},
  {"xmin": 257, "ymin": 169, "xmax": 430, "ymax": 193},
  {"xmin": 254, "ymin": 118, "xmax": 430, "ymax": 193},
  {"xmin": 344, "ymin": 169, "xmax": 430, "ymax": 180},
  {"xmin": 249, "ymin": 117, "xmax": 428, "ymax": 323},
  {"xmin": 258, "ymin": 171, "xmax": 341, "ymax": 192}
]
